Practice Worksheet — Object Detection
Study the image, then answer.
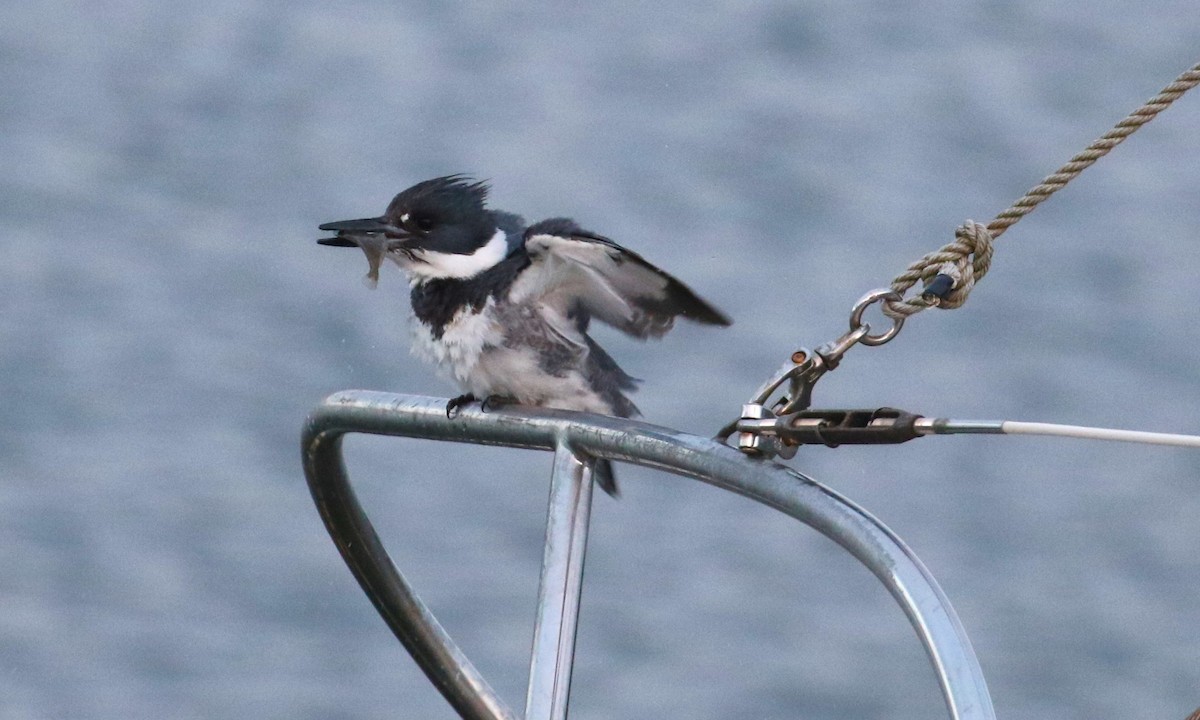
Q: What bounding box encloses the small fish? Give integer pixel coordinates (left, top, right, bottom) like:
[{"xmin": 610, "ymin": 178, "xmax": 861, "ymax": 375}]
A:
[{"xmin": 317, "ymin": 232, "xmax": 392, "ymax": 288}]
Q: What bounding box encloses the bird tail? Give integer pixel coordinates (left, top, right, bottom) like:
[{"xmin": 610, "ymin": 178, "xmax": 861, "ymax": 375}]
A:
[{"xmin": 593, "ymin": 459, "xmax": 619, "ymax": 498}]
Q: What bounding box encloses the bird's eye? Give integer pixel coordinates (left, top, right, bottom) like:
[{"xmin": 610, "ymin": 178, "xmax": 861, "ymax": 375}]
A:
[{"xmin": 414, "ymin": 215, "xmax": 435, "ymax": 231}]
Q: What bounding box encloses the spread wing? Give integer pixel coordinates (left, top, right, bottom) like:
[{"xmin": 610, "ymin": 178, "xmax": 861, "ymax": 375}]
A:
[{"xmin": 511, "ymin": 218, "xmax": 731, "ymax": 338}]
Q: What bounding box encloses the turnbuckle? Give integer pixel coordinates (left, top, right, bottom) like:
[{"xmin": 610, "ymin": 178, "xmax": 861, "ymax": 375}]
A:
[{"xmin": 736, "ymin": 407, "xmax": 924, "ymax": 449}]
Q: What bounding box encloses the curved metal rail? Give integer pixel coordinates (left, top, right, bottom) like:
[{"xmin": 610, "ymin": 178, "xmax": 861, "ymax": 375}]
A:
[{"xmin": 302, "ymin": 391, "xmax": 995, "ymax": 719}]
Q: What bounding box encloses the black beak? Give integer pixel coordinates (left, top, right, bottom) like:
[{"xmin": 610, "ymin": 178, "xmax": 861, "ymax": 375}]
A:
[
  {"xmin": 316, "ymin": 236, "xmax": 358, "ymax": 247},
  {"xmin": 317, "ymin": 216, "xmax": 407, "ymax": 246}
]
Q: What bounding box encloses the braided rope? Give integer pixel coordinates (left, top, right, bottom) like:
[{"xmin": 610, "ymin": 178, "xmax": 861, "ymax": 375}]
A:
[{"xmin": 884, "ymin": 62, "xmax": 1200, "ymax": 320}]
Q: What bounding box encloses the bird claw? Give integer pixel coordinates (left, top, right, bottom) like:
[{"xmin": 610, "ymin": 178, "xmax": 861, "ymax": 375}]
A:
[
  {"xmin": 481, "ymin": 394, "xmax": 513, "ymax": 413},
  {"xmin": 446, "ymin": 393, "xmax": 477, "ymax": 419}
]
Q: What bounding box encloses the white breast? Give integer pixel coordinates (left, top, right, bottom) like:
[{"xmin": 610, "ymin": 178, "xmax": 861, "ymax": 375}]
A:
[{"xmin": 409, "ymin": 299, "xmax": 504, "ymax": 386}]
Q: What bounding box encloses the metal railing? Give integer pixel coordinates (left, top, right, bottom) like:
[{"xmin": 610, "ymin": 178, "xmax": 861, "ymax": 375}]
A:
[{"xmin": 301, "ymin": 390, "xmax": 996, "ymax": 719}]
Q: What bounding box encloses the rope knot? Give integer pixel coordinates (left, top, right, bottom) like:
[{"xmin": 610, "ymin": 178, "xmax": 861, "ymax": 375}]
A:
[{"xmin": 883, "ymin": 220, "xmax": 994, "ymax": 320}]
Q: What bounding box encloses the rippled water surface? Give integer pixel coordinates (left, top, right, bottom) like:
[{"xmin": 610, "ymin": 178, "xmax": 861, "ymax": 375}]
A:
[{"xmin": 3, "ymin": 2, "xmax": 1200, "ymax": 718}]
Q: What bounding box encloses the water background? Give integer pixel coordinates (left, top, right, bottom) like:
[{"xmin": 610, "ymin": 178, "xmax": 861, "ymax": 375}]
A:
[{"xmin": 3, "ymin": 2, "xmax": 1200, "ymax": 718}]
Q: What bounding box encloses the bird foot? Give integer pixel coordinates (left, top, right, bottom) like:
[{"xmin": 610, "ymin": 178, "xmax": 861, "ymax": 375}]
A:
[
  {"xmin": 446, "ymin": 394, "xmax": 516, "ymax": 418},
  {"xmin": 481, "ymin": 394, "xmax": 514, "ymax": 412},
  {"xmin": 446, "ymin": 393, "xmax": 478, "ymax": 419}
]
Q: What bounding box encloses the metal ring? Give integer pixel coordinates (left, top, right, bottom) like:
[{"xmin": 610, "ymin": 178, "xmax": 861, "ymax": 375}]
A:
[{"xmin": 849, "ymin": 289, "xmax": 905, "ymax": 347}]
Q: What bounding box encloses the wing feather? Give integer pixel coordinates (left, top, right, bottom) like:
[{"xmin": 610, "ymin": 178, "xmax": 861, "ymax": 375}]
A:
[{"xmin": 512, "ymin": 218, "xmax": 731, "ymax": 339}]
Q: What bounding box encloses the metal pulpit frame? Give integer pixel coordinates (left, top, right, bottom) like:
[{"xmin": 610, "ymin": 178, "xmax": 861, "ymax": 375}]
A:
[{"xmin": 302, "ymin": 390, "xmax": 995, "ymax": 720}]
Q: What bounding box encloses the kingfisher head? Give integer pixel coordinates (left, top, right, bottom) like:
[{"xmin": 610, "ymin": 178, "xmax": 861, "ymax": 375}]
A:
[{"xmin": 318, "ymin": 175, "xmax": 512, "ymax": 282}]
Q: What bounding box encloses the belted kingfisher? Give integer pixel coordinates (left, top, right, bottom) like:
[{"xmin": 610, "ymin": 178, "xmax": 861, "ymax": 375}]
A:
[{"xmin": 318, "ymin": 175, "xmax": 731, "ymax": 495}]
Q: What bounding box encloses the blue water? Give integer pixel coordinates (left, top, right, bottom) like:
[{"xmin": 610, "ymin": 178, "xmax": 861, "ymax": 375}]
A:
[{"xmin": 3, "ymin": 2, "xmax": 1199, "ymax": 718}]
